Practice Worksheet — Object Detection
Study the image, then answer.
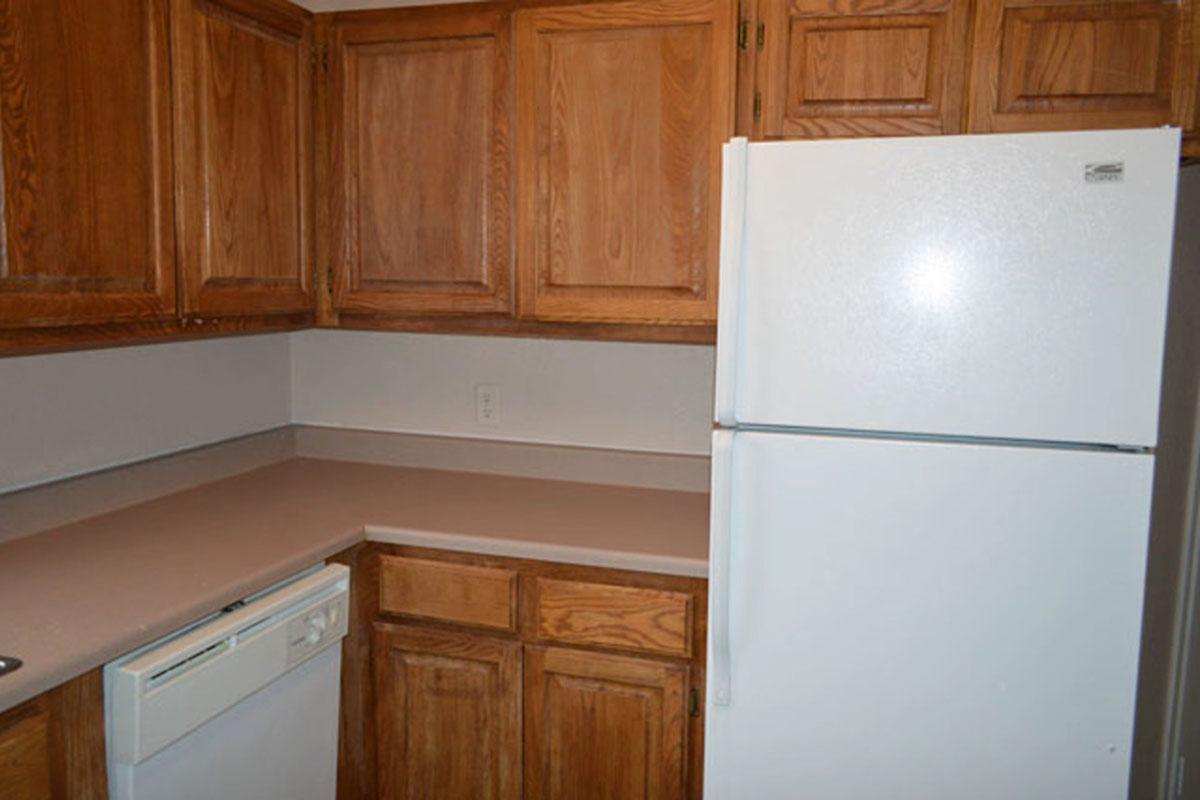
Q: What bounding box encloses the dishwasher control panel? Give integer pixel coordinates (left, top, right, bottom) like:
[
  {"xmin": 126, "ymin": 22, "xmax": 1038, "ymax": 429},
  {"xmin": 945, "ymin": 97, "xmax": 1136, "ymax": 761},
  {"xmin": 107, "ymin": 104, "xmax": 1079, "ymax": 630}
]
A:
[{"xmin": 286, "ymin": 591, "xmax": 349, "ymax": 666}]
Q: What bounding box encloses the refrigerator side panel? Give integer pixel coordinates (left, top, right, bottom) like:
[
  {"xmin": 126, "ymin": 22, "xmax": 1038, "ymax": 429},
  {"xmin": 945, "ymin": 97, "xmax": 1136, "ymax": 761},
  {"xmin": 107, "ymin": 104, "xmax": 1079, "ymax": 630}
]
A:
[
  {"xmin": 734, "ymin": 128, "xmax": 1179, "ymax": 447},
  {"xmin": 714, "ymin": 139, "xmax": 748, "ymax": 427},
  {"xmin": 704, "ymin": 431, "xmax": 1154, "ymax": 800}
]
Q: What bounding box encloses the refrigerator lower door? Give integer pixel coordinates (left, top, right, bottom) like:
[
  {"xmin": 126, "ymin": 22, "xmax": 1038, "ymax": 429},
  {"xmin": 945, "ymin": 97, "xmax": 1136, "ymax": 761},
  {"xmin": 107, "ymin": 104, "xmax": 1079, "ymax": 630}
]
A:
[{"xmin": 705, "ymin": 430, "xmax": 1154, "ymax": 800}]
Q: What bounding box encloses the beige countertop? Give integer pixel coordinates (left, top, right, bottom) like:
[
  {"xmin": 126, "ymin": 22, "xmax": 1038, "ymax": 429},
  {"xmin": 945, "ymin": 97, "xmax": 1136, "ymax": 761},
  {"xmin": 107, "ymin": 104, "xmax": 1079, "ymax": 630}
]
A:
[{"xmin": 0, "ymin": 458, "xmax": 709, "ymax": 712}]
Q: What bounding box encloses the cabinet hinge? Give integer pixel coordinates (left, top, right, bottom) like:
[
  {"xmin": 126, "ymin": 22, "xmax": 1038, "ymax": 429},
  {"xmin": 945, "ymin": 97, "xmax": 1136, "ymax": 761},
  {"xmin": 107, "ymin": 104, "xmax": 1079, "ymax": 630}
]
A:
[
  {"xmin": 312, "ymin": 44, "xmax": 329, "ymax": 73},
  {"xmin": 756, "ymin": 21, "xmax": 765, "ymax": 50},
  {"xmin": 689, "ymin": 688, "xmax": 701, "ymax": 717},
  {"xmin": 737, "ymin": 19, "xmax": 749, "ymax": 50},
  {"xmin": 324, "ymin": 269, "xmax": 334, "ymax": 296},
  {"xmin": 752, "ymin": 91, "xmax": 762, "ymax": 121}
]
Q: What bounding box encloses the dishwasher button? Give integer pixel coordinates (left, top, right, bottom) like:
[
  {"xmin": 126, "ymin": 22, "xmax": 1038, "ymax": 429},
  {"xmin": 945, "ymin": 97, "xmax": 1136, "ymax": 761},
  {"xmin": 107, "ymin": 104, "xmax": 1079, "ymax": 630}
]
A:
[{"xmin": 304, "ymin": 611, "xmax": 328, "ymax": 645}]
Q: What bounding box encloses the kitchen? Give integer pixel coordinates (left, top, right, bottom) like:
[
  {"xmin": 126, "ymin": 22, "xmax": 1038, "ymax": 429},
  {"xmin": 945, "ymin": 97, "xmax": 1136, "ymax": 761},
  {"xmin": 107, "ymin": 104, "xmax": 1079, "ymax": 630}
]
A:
[{"xmin": 0, "ymin": 0, "xmax": 1198, "ymax": 798}]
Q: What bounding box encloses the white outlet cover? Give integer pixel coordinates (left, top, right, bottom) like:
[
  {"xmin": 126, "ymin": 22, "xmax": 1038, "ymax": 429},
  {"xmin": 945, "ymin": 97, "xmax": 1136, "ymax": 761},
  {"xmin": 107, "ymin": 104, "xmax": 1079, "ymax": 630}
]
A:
[{"xmin": 475, "ymin": 384, "xmax": 500, "ymax": 425}]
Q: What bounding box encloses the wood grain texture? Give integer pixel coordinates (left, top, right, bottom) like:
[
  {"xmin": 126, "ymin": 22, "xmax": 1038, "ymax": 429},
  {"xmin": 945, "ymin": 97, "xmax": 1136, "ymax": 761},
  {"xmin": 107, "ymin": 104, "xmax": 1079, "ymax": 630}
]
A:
[
  {"xmin": 735, "ymin": 0, "xmax": 762, "ymax": 137},
  {"xmin": 330, "ymin": 544, "xmax": 378, "ymax": 800},
  {"xmin": 332, "ymin": 312, "xmax": 716, "ymax": 344},
  {"xmin": 968, "ymin": 0, "xmax": 1182, "ymax": 131},
  {"xmin": 536, "ymin": 577, "xmax": 692, "ymax": 657},
  {"xmin": 327, "ymin": 6, "xmax": 513, "ymax": 317},
  {"xmin": 0, "ymin": 0, "xmax": 176, "ymax": 328},
  {"xmin": 362, "ymin": 543, "xmax": 709, "ymax": 800},
  {"xmin": 373, "ymin": 622, "xmax": 522, "ymax": 800},
  {"xmin": 1177, "ymin": 0, "xmax": 1199, "ymax": 149},
  {"xmin": 0, "ymin": 701, "xmax": 51, "ymax": 800},
  {"xmin": 380, "ymin": 555, "xmax": 518, "ymax": 631},
  {"xmin": 757, "ymin": 0, "xmax": 970, "ymax": 138},
  {"xmin": 515, "ymin": 0, "xmax": 734, "ymax": 324},
  {"xmin": 0, "ymin": 670, "xmax": 107, "ymax": 800},
  {"xmin": 0, "ymin": 312, "xmax": 312, "ymax": 357},
  {"xmin": 172, "ymin": 0, "xmax": 314, "ymax": 317},
  {"xmin": 525, "ymin": 645, "xmax": 688, "ymax": 800}
]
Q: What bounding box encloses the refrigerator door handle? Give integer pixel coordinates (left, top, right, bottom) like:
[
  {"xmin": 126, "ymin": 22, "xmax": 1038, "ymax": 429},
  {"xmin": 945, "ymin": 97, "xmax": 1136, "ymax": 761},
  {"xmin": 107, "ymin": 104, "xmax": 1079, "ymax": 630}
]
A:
[
  {"xmin": 709, "ymin": 429, "xmax": 735, "ymax": 706},
  {"xmin": 714, "ymin": 138, "xmax": 748, "ymax": 428}
]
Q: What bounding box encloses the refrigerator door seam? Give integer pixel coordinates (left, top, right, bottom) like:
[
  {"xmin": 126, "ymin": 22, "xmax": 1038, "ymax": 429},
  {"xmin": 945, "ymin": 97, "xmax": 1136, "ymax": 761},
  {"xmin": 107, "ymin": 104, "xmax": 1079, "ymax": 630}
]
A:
[{"xmin": 727, "ymin": 422, "xmax": 1154, "ymax": 455}]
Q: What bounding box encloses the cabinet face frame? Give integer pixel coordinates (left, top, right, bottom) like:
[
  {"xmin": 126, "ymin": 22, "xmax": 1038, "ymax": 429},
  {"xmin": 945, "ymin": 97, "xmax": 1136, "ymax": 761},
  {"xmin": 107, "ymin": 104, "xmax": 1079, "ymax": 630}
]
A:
[
  {"xmin": 0, "ymin": 0, "xmax": 177, "ymax": 329},
  {"xmin": 755, "ymin": 0, "xmax": 972, "ymax": 138},
  {"xmin": 514, "ymin": 0, "xmax": 735, "ymax": 325},
  {"xmin": 171, "ymin": 0, "xmax": 315, "ymax": 318},
  {"xmin": 326, "ymin": 7, "xmax": 514, "ymax": 317},
  {"xmin": 967, "ymin": 0, "xmax": 1184, "ymax": 132}
]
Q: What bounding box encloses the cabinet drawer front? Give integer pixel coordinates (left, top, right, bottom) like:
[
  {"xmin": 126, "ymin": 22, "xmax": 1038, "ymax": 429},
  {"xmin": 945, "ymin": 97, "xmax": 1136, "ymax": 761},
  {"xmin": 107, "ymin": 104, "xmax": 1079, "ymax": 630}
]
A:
[
  {"xmin": 535, "ymin": 578, "xmax": 692, "ymax": 656},
  {"xmin": 379, "ymin": 556, "xmax": 517, "ymax": 631}
]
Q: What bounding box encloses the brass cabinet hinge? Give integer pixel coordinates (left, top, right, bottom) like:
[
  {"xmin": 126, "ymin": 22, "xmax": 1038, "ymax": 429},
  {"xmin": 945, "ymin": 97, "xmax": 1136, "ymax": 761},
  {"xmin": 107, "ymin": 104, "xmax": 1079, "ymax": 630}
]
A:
[
  {"xmin": 753, "ymin": 91, "xmax": 762, "ymax": 121},
  {"xmin": 689, "ymin": 688, "xmax": 702, "ymax": 718},
  {"xmin": 737, "ymin": 19, "xmax": 749, "ymax": 50},
  {"xmin": 756, "ymin": 21, "xmax": 765, "ymax": 50},
  {"xmin": 325, "ymin": 268, "xmax": 334, "ymax": 296},
  {"xmin": 312, "ymin": 44, "xmax": 329, "ymax": 73}
]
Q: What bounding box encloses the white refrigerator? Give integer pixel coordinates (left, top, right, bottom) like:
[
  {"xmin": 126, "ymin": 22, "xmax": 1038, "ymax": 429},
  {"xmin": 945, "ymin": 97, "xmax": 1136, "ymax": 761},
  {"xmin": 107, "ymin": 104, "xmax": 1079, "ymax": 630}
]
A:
[{"xmin": 705, "ymin": 128, "xmax": 1181, "ymax": 800}]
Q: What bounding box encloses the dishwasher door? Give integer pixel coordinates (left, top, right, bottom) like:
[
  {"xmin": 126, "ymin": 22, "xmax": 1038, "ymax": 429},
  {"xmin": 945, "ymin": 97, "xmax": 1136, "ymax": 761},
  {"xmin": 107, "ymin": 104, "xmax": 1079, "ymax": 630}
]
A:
[{"xmin": 105, "ymin": 564, "xmax": 350, "ymax": 800}]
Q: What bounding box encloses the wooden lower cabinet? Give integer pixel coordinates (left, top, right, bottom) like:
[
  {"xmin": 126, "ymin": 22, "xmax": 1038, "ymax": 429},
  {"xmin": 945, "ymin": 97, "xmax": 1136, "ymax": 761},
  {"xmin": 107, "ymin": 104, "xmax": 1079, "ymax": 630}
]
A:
[
  {"xmin": 524, "ymin": 646, "xmax": 688, "ymax": 800},
  {"xmin": 356, "ymin": 546, "xmax": 708, "ymax": 800},
  {"xmin": 373, "ymin": 623, "xmax": 522, "ymax": 800},
  {"xmin": 0, "ymin": 671, "xmax": 108, "ymax": 800}
]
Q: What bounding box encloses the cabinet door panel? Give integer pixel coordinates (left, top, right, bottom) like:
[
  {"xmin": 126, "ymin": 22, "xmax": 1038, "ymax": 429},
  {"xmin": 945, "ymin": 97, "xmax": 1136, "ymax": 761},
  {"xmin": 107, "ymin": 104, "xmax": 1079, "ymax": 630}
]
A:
[
  {"xmin": 329, "ymin": 8, "xmax": 512, "ymax": 316},
  {"xmin": 0, "ymin": 703, "xmax": 52, "ymax": 800},
  {"xmin": 172, "ymin": 0, "xmax": 314, "ymax": 317},
  {"xmin": 516, "ymin": 0, "xmax": 733, "ymax": 324},
  {"xmin": 0, "ymin": 0, "xmax": 175, "ymax": 328},
  {"xmin": 525, "ymin": 645, "xmax": 688, "ymax": 800},
  {"xmin": 969, "ymin": 0, "xmax": 1181, "ymax": 131},
  {"xmin": 759, "ymin": 0, "xmax": 971, "ymax": 137},
  {"xmin": 373, "ymin": 623, "xmax": 521, "ymax": 800}
]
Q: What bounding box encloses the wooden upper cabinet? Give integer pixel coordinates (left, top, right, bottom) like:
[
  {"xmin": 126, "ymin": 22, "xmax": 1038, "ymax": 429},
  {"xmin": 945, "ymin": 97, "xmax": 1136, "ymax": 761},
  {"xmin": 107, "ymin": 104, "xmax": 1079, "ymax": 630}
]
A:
[
  {"xmin": 525, "ymin": 645, "xmax": 688, "ymax": 800},
  {"xmin": 968, "ymin": 0, "xmax": 1183, "ymax": 132},
  {"xmin": 515, "ymin": 0, "xmax": 734, "ymax": 325},
  {"xmin": 373, "ymin": 623, "xmax": 522, "ymax": 800},
  {"xmin": 0, "ymin": 0, "xmax": 176, "ymax": 329},
  {"xmin": 327, "ymin": 7, "xmax": 513, "ymax": 317},
  {"xmin": 171, "ymin": 0, "xmax": 314, "ymax": 317},
  {"xmin": 755, "ymin": 0, "xmax": 971, "ymax": 137}
]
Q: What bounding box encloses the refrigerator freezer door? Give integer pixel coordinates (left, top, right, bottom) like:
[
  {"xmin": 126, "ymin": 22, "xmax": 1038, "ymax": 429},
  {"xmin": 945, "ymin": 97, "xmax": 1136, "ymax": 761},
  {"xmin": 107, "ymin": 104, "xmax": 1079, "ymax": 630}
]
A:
[
  {"xmin": 705, "ymin": 431, "xmax": 1154, "ymax": 800},
  {"xmin": 716, "ymin": 129, "xmax": 1179, "ymax": 447}
]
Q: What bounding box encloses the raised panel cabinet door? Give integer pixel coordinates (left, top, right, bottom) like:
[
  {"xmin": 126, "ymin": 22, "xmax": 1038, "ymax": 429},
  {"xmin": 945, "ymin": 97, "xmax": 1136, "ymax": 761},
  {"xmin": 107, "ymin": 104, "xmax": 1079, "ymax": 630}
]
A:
[
  {"xmin": 525, "ymin": 645, "xmax": 688, "ymax": 800},
  {"xmin": 0, "ymin": 671, "xmax": 107, "ymax": 800},
  {"xmin": 0, "ymin": 700, "xmax": 52, "ymax": 800},
  {"xmin": 172, "ymin": 0, "xmax": 314, "ymax": 317},
  {"xmin": 968, "ymin": 0, "xmax": 1183, "ymax": 131},
  {"xmin": 756, "ymin": 0, "xmax": 971, "ymax": 137},
  {"xmin": 515, "ymin": 0, "xmax": 735, "ymax": 324},
  {"xmin": 328, "ymin": 8, "xmax": 513, "ymax": 316},
  {"xmin": 0, "ymin": 0, "xmax": 176, "ymax": 328},
  {"xmin": 373, "ymin": 623, "xmax": 522, "ymax": 800}
]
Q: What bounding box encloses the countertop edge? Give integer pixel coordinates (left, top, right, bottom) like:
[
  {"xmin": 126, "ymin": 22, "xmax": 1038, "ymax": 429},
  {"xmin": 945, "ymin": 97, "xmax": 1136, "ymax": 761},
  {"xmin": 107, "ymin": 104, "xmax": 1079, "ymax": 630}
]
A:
[{"xmin": 364, "ymin": 525, "xmax": 709, "ymax": 578}]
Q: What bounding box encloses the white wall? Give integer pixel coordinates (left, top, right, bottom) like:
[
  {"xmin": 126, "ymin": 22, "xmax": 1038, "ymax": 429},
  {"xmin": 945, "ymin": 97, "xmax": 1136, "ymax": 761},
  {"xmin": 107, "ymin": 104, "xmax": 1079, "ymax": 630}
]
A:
[
  {"xmin": 0, "ymin": 335, "xmax": 291, "ymax": 492},
  {"xmin": 290, "ymin": 330, "xmax": 715, "ymax": 456}
]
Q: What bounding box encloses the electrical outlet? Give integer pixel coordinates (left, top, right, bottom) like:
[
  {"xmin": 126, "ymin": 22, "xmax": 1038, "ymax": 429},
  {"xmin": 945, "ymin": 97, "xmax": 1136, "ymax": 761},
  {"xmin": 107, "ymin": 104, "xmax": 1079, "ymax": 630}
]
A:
[{"xmin": 475, "ymin": 384, "xmax": 500, "ymax": 425}]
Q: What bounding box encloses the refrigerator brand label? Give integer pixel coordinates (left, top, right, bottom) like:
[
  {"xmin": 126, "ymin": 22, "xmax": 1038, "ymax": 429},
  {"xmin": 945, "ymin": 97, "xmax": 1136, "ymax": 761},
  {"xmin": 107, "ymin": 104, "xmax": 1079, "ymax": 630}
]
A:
[{"xmin": 1085, "ymin": 162, "xmax": 1124, "ymax": 183}]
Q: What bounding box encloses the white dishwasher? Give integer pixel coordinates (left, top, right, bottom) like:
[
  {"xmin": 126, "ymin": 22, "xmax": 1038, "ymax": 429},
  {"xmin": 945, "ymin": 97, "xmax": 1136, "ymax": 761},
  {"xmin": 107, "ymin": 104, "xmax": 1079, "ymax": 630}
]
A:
[{"xmin": 105, "ymin": 563, "xmax": 349, "ymax": 800}]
